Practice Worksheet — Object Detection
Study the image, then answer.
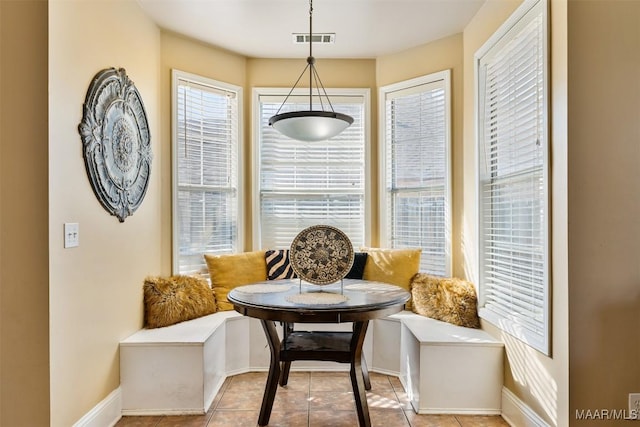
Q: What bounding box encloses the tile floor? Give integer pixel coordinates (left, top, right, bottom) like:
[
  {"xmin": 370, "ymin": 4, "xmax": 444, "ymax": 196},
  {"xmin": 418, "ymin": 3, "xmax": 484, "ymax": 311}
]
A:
[{"xmin": 115, "ymin": 371, "xmax": 510, "ymax": 427}]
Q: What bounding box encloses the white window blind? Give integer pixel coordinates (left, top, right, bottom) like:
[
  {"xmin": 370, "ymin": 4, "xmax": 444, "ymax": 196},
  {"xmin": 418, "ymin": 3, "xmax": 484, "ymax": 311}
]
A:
[
  {"xmin": 380, "ymin": 71, "xmax": 451, "ymax": 276},
  {"xmin": 476, "ymin": 0, "xmax": 549, "ymax": 354},
  {"xmin": 172, "ymin": 71, "xmax": 241, "ymax": 275},
  {"xmin": 256, "ymin": 92, "xmax": 366, "ymax": 249}
]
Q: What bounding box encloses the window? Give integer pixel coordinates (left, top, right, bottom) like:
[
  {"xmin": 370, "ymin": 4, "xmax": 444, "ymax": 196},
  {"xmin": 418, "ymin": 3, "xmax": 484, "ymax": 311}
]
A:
[
  {"xmin": 172, "ymin": 70, "xmax": 242, "ymax": 275},
  {"xmin": 379, "ymin": 71, "xmax": 451, "ymax": 276},
  {"xmin": 254, "ymin": 89, "xmax": 369, "ymax": 249},
  {"xmin": 476, "ymin": 0, "xmax": 549, "ymax": 354}
]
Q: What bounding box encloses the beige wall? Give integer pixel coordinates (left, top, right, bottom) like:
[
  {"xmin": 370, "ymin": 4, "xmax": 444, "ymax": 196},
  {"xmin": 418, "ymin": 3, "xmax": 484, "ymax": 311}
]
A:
[
  {"xmin": 48, "ymin": 1, "xmax": 161, "ymax": 425},
  {"xmin": 462, "ymin": 0, "xmax": 570, "ymax": 425},
  {"xmin": 0, "ymin": 1, "xmax": 50, "ymax": 426},
  {"xmin": 376, "ymin": 34, "xmax": 464, "ymax": 276},
  {"xmin": 567, "ymin": 0, "xmax": 640, "ymax": 425}
]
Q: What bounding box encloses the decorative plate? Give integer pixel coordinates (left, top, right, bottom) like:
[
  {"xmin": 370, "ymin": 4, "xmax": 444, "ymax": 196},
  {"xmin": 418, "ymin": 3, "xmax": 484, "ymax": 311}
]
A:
[
  {"xmin": 78, "ymin": 67, "xmax": 152, "ymax": 222},
  {"xmin": 289, "ymin": 225, "xmax": 354, "ymax": 285}
]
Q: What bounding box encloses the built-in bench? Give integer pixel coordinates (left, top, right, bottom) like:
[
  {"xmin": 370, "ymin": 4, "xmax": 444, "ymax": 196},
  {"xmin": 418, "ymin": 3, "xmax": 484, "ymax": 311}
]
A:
[
  {"xmin": 120, "ymin": 311, "xmax": 235, "ymax": 415},
  {"xmin": 119, "ymin": 310, "xmax": 503, "ymax": 416},
  {"xmin": 397, "ymin": 313, "xmax": 503, "ymax": 414}
]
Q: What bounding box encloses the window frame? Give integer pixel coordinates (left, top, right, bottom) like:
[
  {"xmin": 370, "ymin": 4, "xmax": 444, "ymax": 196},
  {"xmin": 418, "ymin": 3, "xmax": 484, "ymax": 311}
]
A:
[
  {"xmin": 378, "ymin": 70, "xmax": 452, "ymax": 276},
  {"xmin": 171, "ymin": 69, "xmax": 244, "ymax": 275},
  {"xmin": 252, "ymin": 87, "xmax": 371, "ymax": 250},
  {"xmin": 474, "ymin": 0, "xmax": 550, "ymax": 355}
]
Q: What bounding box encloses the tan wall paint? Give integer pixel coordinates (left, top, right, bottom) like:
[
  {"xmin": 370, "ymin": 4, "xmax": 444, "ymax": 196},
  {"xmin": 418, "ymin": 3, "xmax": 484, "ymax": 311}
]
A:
[
  {"xmin": 159, "ymin": 32, "xmax": 247, "ymax": 270},
  {"xmin": 247, "ymin": 58, "xmax": 376, "ymax": 89},
  {"xmin": 376, "ymin": 34, "xmax": 464, "ymax": 277},
  {"xmin": 0, "ymin": 1, "xmax": 50, "ymax": 425},
  {"xmin": 463, "ymin": 1, "xmax": 569, "ymax": 425},
  {"xmin": 48, "ymin": 1, "xmax": 161, "ymax": 425},
  {"xmin": 246, "ymin": 58, "xmax": 377, "ymax": 247},
  {"xmin": 567, "ymin": 1, "xmax": 640, "ymax": 425}
]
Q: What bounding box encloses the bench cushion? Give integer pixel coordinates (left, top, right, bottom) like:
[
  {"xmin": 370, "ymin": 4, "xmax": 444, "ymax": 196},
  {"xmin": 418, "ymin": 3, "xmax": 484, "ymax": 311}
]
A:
[
  {"xmin": 121, "ymin": 311, "xmax": 238, "ymax": 345},
  {"xmin": 401, "ymin": 315, "xmax": 496, "ymax": 345}
]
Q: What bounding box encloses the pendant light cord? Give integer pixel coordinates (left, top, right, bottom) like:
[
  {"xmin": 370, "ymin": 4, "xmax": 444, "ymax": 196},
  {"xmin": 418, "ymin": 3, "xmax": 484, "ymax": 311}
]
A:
[{"xmin": 272, "ymin": 0, "xmax": 337, "ymax": 116}]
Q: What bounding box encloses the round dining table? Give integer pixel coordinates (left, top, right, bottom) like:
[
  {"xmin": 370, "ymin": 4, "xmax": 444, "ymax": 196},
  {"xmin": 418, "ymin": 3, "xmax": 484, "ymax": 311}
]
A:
[{"xmin": 227, "ymin": 279, "xmax": 410, "ymax": 427}]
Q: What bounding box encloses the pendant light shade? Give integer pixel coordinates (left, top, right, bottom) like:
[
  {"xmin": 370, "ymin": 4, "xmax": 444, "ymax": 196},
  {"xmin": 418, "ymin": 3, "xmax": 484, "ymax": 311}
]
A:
[
  {"xmin": 269, "ymin": 111, "xmax": 354, "ymax": 142},
  {"xmin": 269, "ymin": 0, "xmax": 354, "ymax": 141}
]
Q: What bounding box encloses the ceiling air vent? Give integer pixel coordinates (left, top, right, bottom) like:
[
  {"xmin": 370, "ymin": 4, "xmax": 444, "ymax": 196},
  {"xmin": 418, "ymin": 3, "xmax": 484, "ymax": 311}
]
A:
[{"xmin": 292, "ymin": 33, "xmax": 335, "ymax": 44}]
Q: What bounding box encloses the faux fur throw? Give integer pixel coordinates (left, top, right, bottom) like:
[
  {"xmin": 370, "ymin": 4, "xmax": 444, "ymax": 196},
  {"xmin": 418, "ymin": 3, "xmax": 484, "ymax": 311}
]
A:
[
  {"xmin": 410, "ymin": 273, "xmax": 480, "ymax": 328},
  {"xmin": 143, "ymin": 275, "xmax": 216, "ymax": 328}
]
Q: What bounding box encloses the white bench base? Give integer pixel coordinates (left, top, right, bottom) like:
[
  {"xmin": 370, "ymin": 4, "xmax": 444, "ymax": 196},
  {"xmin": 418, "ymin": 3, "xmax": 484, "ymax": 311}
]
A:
[
  {"xmin": 120, "ymin": 312, "xmax": 373, "ymax": 415},
  {"xmin": 399, "ymin": 314, "xmax": 503, "ymax": 414},
  {"xmin": 120, "ymin": 312, "xmax": 232, "ymax": 415},
  {"xmin": 119, "ymin": 310, "xmax": 502, "ymax": 416}
]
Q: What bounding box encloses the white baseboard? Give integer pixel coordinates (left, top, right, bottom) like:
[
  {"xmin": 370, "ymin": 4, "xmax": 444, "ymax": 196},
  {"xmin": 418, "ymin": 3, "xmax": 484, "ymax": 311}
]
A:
[
  {"xmin": 370, "ymin": 367, "xmax": 400, "ymax": 377},
  {"xmin": 121, "ymin": 408, "xmax": 204, "ymax": 416},
  {"xmin": 501, "ymin": 387, "xmax": 550, "ymax": 427},
  {"xmin": 73, "ymin": 387, "xmax": 122, "ymax": 427},
  {"xmin": 417, "ymin": 408, "xmax": 501, "ymax": 415}
]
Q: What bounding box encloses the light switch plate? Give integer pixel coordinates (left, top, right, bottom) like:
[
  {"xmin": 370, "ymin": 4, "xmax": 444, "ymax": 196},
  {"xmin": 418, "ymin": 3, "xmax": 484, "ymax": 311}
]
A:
[{"xmin": 64, "ymin": 223, "xmax": 79, "ymax": 248}]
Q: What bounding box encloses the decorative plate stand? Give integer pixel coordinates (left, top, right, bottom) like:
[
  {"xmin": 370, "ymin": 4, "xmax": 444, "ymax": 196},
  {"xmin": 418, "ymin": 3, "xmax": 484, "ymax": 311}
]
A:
[
  {"xmin": 78, "ymin": 67, "xmax": 152, "ymax": 222},
  {"xmin": 289, "ymin": 225, "xmax": 355, "ymax": 285}
]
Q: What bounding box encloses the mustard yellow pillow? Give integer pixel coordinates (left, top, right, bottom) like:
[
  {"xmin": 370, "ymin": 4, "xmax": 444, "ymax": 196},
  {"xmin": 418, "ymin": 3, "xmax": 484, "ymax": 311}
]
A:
[
  {"xmin": 143, "ymin": 275, "xmax": 216, "ymax": 328},
  {"xmin": 204, "ymin": 251, "xmax": 267, "ymax": 311},
  {"xmin": 361, "ymin": 247, "xmax": 421, "ymax": 309}
]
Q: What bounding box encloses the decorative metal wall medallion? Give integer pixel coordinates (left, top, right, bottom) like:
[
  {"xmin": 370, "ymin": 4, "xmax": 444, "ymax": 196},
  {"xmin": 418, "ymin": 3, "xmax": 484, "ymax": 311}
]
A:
[{"xmin": 78, "ymin": 67, "xmax": 152, "ymax": 222}]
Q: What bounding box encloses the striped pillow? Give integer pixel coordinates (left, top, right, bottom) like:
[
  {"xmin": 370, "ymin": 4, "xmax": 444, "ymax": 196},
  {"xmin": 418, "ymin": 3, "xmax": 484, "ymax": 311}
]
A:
[{"xmin": 265, "ymin": 249, "xmax": 297, "ymax": 280}]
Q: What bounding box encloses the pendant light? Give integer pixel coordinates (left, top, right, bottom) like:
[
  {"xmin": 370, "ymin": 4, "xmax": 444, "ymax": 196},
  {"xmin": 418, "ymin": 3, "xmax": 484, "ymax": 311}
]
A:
[{"xmin": 268, "ymin": 0, "xmax": 354, "ymax": 142}]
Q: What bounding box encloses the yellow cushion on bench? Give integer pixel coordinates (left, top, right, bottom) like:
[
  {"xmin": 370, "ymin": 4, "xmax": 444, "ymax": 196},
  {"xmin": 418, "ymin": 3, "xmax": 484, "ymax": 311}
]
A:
[
  {"xmin": 361, "ymin": 247, "xmax": 421, "ymax": 310},
  {"xmin": 143, "ymin": 275, "xmax": 216, "ymax": 328},
  {"xmin": 205, "ymin": 251, "xmax": 268, "ymax": 311},
  {"xmin": 410, "ymin": 273, "xmax": 480, "ymax": 328}
]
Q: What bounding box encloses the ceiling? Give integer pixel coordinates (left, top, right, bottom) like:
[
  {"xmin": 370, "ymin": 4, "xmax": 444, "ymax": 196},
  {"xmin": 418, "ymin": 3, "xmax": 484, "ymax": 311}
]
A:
[{"xmin": 137, "ymin": 0, "xmax": 485, "ymax": 59}]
